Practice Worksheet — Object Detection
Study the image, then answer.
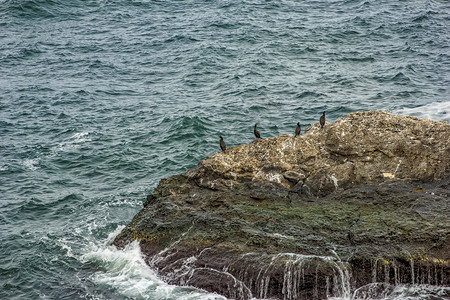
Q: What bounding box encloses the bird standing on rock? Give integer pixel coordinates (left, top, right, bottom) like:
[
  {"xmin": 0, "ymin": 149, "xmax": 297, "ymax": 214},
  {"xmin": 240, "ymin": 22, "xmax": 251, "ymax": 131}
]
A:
[
  {"xmin": 219, "ymin": 136, "xmax": 226, "ymax": 152},
  {"xmin": 254, "ymin": 124, "xmax": 261, "ymax": 139},
  {"xmin": 295, "ymin": 122, "xmax": 301, "ymax": 137},
  {"xmin": 320, "ymin": 112, "xmax": 326, "ymax": 128}
]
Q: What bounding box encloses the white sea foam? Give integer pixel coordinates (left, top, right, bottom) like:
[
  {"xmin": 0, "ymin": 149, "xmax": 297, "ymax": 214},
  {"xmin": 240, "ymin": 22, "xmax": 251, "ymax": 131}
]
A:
[
  {"xmin": 23, "ymin": 158, "xmax": 39, "ymax": 170},
  {"xmin": 56, "ymin": 131, "xmax": 91, "ymax": 152},
  {"xmin": 395, "ymin": 101, "xmax": 450, "ymax": 123},
  {"xmin": 78, "ymin": 230, "xmax": 226, "ymax": 300},
  {"xmin": 0, "ymin": 164, "xmax": 8, "ymax": 171},
  {"xmin": 82, "ymin": 241, "xmax": 162, "ymax": 298},
  {"xmin": 106, "ymin": 225, "xmax": 126, "ymax": 244},
  {"xmin": 58, "ymin": 240, "xmax": 76, "ymax": 259}
]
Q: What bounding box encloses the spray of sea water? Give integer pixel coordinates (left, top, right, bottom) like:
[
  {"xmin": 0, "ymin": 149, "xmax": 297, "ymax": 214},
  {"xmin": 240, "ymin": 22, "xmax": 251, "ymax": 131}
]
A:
[{"xmin": 78, "ymin": 228, "xmax": 226, "ymax": 300}]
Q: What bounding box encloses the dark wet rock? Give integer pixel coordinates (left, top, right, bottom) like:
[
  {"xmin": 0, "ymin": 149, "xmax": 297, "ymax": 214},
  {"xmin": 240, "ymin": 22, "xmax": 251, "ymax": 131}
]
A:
[{"xmin": 113, "ymin": 111, "xmax": 450, "ymax": 299}]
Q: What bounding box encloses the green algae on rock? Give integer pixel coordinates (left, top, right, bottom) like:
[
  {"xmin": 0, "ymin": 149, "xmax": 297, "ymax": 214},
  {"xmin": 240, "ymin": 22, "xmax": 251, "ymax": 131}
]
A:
[{"xmin": 113, "ymin": 111, "xmax": 450, "ymax": 299}]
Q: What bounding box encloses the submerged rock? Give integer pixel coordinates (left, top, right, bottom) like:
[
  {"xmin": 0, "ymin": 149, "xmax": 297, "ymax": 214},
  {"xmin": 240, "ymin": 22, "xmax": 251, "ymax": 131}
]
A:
[{"xmin": 114, "ymin": 111, "xmax": 450, "ymax": 299}]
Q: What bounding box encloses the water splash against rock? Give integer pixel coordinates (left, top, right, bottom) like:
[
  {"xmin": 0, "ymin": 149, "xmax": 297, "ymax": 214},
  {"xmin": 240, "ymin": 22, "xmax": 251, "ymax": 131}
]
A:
[{"xmin": 147, "ymin": 247, "xmax": 352, "ymax": 300}]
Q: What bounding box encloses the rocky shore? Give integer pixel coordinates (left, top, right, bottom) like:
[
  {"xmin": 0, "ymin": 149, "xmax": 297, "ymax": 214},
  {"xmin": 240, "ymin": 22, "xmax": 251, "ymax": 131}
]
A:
[{"xmin": 113, "ymin": 111, "xmax": 450, "ymax": 299}]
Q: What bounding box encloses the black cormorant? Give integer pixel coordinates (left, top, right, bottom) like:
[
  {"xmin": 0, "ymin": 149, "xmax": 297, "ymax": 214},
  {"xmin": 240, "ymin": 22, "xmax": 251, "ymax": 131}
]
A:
[
  {"xmin": 295, "ymin": 122, "xmax": 301, "ymax": 137},
  {"xmin": 320, "ymin": 112, "xmax": 326, "ymax": 128},
  {"xmin": 219, "ymin": 136, "xmax": 226, "ymax": 152},
  {"xmin": 254, "ymin": 124, "xmax": 261, "ymax": 139}
]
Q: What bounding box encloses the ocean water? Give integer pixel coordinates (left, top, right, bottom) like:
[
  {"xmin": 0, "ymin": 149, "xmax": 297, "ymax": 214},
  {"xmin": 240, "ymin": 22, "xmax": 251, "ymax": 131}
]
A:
[{"xmin": 0, "ymin": 0, "xmax": 449, "ymax": 299}]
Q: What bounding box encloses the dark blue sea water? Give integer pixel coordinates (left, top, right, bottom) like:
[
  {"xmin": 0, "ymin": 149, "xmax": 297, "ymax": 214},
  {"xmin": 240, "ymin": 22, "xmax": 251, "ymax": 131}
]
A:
[{"xmin": 1, "ymin": 0, "xmax": 449, "ymax": 299}]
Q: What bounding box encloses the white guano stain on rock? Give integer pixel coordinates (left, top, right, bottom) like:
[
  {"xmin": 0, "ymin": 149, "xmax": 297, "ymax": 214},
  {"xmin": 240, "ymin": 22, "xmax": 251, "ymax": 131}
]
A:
[{"xmin": 330, "ymin": 175, "xmax": 339, "ymax": 190}]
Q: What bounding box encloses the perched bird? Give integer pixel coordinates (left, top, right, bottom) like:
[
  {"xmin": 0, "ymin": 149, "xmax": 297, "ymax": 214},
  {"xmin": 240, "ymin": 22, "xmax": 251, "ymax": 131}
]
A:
[
  {"xmin": 320, "ymin": 111, "xmax": 326, "ymax": 128},
  {"xmin": 295, "ymin": 122, "xmax": 301, "ymax": 137},
  {"xmin": 254, "ymin": 123, "xmax": 261, "ymax": 139},
  {"xmin": 219, "ymin": 136, "xmax": 226, "ymax": 152}
]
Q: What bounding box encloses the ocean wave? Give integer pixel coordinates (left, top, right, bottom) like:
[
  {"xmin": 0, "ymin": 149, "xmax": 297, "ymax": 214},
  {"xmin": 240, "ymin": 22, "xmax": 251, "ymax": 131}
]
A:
[
  {"xmin": 159, "ymin": 115, "xmax": 215, "ymax": 137},
  {"xmin": 6, "ymin": 0, "xmax": 56, "ymax": 18},
  {"xmin": 391, "ymin": 72, "xmax": 411, "ymax": 82},
  {"xmin": 412, "ymin": 10, "xmax": 439, "ymax": 23},
  {"xmin": 296, "ymin": 91, "xmax": 326, "ymax": 100},
  {"xmin": 4, "ymin": 0, "xmax": 86, "ymax": 20},
  {"xmin": 9, "ymin": 193, "xmax": 82, "ymax": 219},
  {"xmin": 208, "ymin": 22, "xmax": 240, "ymax": 30},
  {"xmin": 1, "ymin": 45, "xmax": 45, "ymax": 63},
  {"xmin": 373, "ymin": 72, "xmax": 412, "ymax": 85},
  {"xmin": 338, "ymin": 56, "xmax": 375, "ymax": 63}
]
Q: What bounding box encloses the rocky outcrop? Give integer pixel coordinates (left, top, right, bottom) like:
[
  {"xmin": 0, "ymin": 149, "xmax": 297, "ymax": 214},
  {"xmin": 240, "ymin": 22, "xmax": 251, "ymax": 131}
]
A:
[{"xmin": 113, "ymin": 111, "xmax": 450, "ymax": 299}]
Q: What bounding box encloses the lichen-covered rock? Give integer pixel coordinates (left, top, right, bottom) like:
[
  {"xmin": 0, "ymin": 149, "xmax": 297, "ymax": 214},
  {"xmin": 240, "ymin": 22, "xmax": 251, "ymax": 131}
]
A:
[
  {"xmin": 188, "ymin": 111, "xmax": 449, "ymax": 197},
  {"xmin": 113, "ymin": 111, "xmax": 450, "ymax": 300}
]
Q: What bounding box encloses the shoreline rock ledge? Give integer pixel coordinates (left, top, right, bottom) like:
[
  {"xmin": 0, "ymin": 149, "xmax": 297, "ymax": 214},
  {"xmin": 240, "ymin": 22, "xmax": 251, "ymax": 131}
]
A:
[{"xmin": 114, "ymin": 111, "xmax": 450, "ymax": 299}]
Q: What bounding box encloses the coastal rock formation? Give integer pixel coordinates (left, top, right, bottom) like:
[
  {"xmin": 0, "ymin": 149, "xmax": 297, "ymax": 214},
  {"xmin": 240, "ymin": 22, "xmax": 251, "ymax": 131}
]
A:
[{"xmin": 114, "ymin": 111, "xmax": 450, "ymax": 299}]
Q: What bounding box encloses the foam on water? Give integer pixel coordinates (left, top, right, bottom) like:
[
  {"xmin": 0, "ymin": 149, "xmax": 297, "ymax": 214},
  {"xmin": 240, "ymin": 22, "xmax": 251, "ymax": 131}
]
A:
[
  {"xmin": 82, "ymin": 241, "xmax": 162, "ymax": 299},
  {"xmin": 78, "ymin": 228, "xmax": 226, "ymax": 300},
  {"xmin": 23, "ymin": 158, "xmax": 40, "ymax": 170},
  {"xmin": 395, "ymin": 101, "xmax": 450, "ymax": 123},
  {"xmin": 56, "ymin": 132, "xmax": 92, "ymax": 153}
]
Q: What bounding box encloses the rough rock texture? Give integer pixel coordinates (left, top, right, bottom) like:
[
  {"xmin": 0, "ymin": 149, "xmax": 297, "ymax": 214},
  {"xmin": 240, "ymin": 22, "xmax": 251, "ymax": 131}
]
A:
[{"xmin": 114, "ymin": 111, "xmax": 450, "ymax": 299}]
